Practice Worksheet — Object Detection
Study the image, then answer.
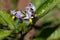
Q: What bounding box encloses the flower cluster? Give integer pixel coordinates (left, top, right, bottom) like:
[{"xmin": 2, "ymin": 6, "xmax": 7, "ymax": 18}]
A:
[{"xmin": 10, "ymin": 3, "xmax": 35, "ymax": 20}]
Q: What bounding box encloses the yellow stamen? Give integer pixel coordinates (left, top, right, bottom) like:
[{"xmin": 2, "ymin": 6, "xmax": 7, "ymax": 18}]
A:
[
  {"xmin": 12, "ymin": 16, "xmax": 15, "ymax": 19},
  {"xmin": 29, "ymin": 18, "xmax": 32, "ymax": 24}
]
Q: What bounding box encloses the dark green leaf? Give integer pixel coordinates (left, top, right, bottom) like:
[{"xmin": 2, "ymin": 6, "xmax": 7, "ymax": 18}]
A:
[{"xmin": 47, "ymin": 26, "xmax": 60, "ymax": 40}]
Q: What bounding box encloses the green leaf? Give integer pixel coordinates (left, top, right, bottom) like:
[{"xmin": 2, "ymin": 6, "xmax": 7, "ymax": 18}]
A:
[
  {"xmin": 31, "ymin": 0, "xmax": 47, "ymax": 10},
  {"xmin": 0, "ymin": 10, "xmax": 16, "ymax": 30},
  {"xmin": 16, "ymin": 21, "xmax": 30, "ymax": 33},
  {"xmin": 0, "ymin": 16, "xmax": 7, "ymax": 26},
  {"xmin": 47, "ymin": 26, "xmax": 60, "ymax": 40},
  {"xmin": 36, "ymin": 0, "xmax": 60, "ymax": 18},
  {"xmin": 39, "ymin": 7, "xmax": 59, "ymax": 23},
  {"xmin": 31, "ymin": 38, "xmax": 45, "ymax": 40},
  {"xmin": 57, "ymin": 0, "xmax": 60, "ymax": 9},
  {"xmin": 31, "ymin": 7, "xmax": 59, "ymax": 40},
  {"xmin": 0, "ymin": 29, "xmax": 12, "ymax": 40}
]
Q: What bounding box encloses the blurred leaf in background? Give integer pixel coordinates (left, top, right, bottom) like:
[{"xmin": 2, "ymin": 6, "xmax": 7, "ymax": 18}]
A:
[
  {"xmin": 31, "ymin": 7, "xmax": 60, "ymax": 40},
  {"xmin": 31, "ymin": 0, "xmax": 47, "ymax": 10},
  {"xmin": 47, "ymin": 26, "xmax": 60, "ymax": 40},
  {"xmin": 57, "ymin": 2, "xmax": 60, "ymax": 9},
  {"xmin": 0, "ymin": 29, "xmax": 12, "ymax": 40},
  {"xmin": 0, "ymin": 10, "xmax": 16, "ymax": 30}
]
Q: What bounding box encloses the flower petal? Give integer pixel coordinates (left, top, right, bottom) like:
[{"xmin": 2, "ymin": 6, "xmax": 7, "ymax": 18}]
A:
[
  {"xmin": 10, "ymin": 10, "xmax": 16, "ymax": 15},
  {"xmin": 16, "ymin": 11, "xmax": 24, "ymax": 18}
]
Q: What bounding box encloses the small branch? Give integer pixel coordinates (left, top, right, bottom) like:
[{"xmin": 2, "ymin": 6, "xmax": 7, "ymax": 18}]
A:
[{"xmin": 24, "ymin": 28, "xmax": 36, "ymax": 40}]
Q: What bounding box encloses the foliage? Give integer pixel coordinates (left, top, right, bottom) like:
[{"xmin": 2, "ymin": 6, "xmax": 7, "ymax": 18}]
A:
[{"xmin": 0, "ymin": 0, "xmax": 60, "ymax": 40}]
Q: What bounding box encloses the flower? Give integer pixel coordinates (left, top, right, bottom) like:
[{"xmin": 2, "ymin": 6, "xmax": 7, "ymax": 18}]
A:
[
  {"xmin": 25, "ymin": 3, "xmax": 36, "ymax": 13},
  {"xmin": 10, "ymin": 10, "xmax": 16, "ymax": 15},
  {"xmin": 29, "ymin": 3, "xmax": 35, "ymax": 11},
  {"xmin": 23, "ymin": 11, "xmax": 32, "ymax": 19},
  {"xmin": 10, "ymin": 3, "xmax": 35, "ymax": 20},
  {"xmin": 23, "ymin": 3, "xmax": 35, "ymax": 19},
  {"xmin": 16, "ymin": 11, "xmax": 24, "ymax": 18}
]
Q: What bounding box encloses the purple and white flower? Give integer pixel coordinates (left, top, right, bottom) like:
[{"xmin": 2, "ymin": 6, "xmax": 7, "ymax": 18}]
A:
[
  {"xmin": 23, "ymin": 3, "xmax": 35, "ymax": 19},
  {"xmin": 16, "ymin": 11, "xmax": 24, "ymax": 18},
  {"xmin": 25, "ymin": 3, "xmax": 36, "ymax": 13},
  {"xmin": 23, "ymin": 11, "xmax": 32, "ymax": 19},
  {"xmin": 10, "ymin": 10, "xmax": 16, "ymax": 15},
  {"xmin": 10, "ymin": 3, "xmax": 35, "ymax": 20}
]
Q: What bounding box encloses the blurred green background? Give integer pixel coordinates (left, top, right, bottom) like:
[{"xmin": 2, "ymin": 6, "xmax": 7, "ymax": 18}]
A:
[{"xmin": 0, "ymin": 0, "xmax": 60, "ymax": 40}]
